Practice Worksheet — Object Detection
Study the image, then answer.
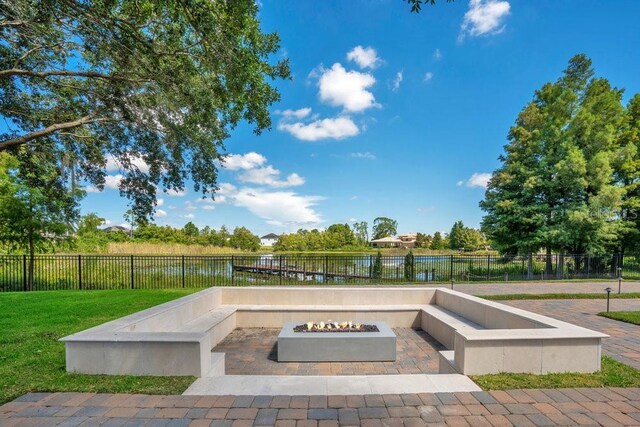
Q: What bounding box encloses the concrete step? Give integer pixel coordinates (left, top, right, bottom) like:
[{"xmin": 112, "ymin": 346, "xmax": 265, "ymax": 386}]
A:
[
  {"xmin": 438, "ymin": 350, "xmax": 460, "ymax": 374},
  {"xmin": 204, "ymin": 353, "xmax": 225, "ymax": 377},
  {"xmin": 183, "ymin": 374, "xmax": 481, "ymax": 395}
]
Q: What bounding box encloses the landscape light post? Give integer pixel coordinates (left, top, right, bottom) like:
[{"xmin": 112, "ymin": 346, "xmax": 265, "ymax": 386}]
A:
[
  {"xmin": 618, "ymin": 267, "xmax": 622, "ymax": 294},
  {"xmin": 605, "ymin": 287, "xmax": 612, "ymax": 312},
  {"xmin": 450, "ymin": 279, "xmax": 454, "ymax": 290}
]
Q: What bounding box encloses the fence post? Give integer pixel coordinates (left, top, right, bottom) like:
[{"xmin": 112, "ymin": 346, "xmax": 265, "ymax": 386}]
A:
[
  {"xmin": 22, "ymin": 254, "xmax": 27, "ymax": 292},
  {"xmin": 486, "ymin": 254, "xmax": 491, "ymax": 281},
  {"xmin": 78, "ymin": 255, "xmax": 82, "ymax": 290},
  {"xmin": 231, "ymin": 255, "xmax": 235, "ymax": 286},
  {"xmin": 182, "ymin": 255, "xmax": 186, "ymax": 288},
  {"xmin": 130, "ymin": 255, "xmax": 135, "ymax": 289},
  {"xmin": 325, "ymin": 255, "xmax": 329, "ymax": 284},
  {"xmin": 527, "ymin": 253, "xmax": 533, "ymax": 280},
  {"xmin": 280, "ymin": 255, "xmax": 283, "ymax": 285},
  {"xmin": 450, "ymin": 255, "xmax": 454, "ymax": 281}
]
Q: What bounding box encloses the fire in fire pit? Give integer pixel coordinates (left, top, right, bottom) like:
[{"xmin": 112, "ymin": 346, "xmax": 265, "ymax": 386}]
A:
[{"xmin": 293, "ymin": 321, "xmax": 380, "ymax": 333}]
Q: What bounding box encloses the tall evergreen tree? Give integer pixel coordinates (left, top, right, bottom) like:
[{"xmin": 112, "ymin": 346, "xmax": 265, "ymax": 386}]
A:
[{"xmin": 481, "ymin": 54, "xmax": 629, "ymax": 259}]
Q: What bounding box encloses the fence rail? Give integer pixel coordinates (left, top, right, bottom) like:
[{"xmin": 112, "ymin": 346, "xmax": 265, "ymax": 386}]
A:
[{"xmin": 0, "ymin": 253, "xmax": 632, "ymax": 292}]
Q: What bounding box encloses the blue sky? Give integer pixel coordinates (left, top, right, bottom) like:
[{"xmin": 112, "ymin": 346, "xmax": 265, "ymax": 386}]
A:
[{"xmin": 44, "ymin": 1, "xmax": 640, "ymax": 235}]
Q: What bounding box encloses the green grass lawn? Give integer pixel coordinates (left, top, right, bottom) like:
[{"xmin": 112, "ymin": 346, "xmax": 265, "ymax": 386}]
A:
[
  {"xmin": 472, "ymin": 356, "xmax": 640, "ymax": 390},
  {"xmin": 481, "ymin": 292, "xmax": 640, "ymax": 300},
  {"xmin": 599, "ymin": 311, "xmax": 640, "ymax": 325},
  {"xmin": 0, "ymin": 289, "xmax": 199, "ymax": 404}
]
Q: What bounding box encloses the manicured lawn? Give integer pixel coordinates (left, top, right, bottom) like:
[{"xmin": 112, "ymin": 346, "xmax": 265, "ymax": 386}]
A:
[
  {"xmin": 481, "ymin": 292, "xmax": 640, "ymax": 300},
  {"xmin": 472, "ymin": 356, "xmax": 640, "ymax": 390},
  {"xmin": 599, "ymin": 311, "xmax": 640, "ymax": 325},
  {"xmin": 0, "ymin": 289, "xmax": 199, "ymax": 404}
]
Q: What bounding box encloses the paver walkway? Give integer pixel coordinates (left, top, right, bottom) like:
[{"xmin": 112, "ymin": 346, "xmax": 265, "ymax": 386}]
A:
[
  {"xmin": 214, "ymin": 328, "xmax": 443, "ymax": 376},
  {"xmin": 452, "ymin": 280, "xmax": 640, "ymax": 295},
  {"xmin": 2, "ymin": 388, "xmax": 640, "ymax": 426}
]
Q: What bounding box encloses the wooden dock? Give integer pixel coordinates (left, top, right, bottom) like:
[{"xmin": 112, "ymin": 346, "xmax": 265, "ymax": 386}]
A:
[{"xmin": 232, "ymin": 261, "xmax": 372, "ymax": 280}]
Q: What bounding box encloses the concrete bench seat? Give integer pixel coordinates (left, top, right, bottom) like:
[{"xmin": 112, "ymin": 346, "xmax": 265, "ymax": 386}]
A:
[
  {"xmin": 233, "ymin": 304, "xmax": 428, "ymax": 328},
  {"xmin": 421, "ymin": 304, "xmax": 485, "ymax": 350}
]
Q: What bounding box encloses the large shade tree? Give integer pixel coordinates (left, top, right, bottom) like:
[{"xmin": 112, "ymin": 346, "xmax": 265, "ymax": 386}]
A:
[
  {"xmin": 481, "ymin": 54, "xmax": 630, "ymax": 258},
  {"xmin": 0, "ymin": 0, "xmax": 289, "ymax": 221}
]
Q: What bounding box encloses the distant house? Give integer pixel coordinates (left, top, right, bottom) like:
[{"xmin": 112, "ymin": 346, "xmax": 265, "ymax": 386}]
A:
[
  {"xmin": 260, "ymin": 233, "xmax": 280, "ymax": 246},
  {"xmin": 102, "ymin": 225, "xmax": 129, "ymax": 233},
  {"xmin": 398, "ymin": 233, "xmax": 417, "ymax": 248},
  {"xmin": 370, "ymin": 234, "xmax": 417, "ymax": 248},
  {"xmin": 370, "ymin": 236, "xmax": 402, "ymax": 248}
]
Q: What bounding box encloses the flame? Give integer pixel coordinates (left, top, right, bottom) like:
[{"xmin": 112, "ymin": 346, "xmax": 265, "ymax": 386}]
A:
[{"xmin": 302, "ymin": 321, "xmax": 363, "ymax": 331}]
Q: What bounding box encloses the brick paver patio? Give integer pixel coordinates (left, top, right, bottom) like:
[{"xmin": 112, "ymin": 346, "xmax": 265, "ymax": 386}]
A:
[
  {"xmin": 2, "ymin": 388, "xmax": 640, "ymax": 426},
  {"xmin": 214, "ymin": 328, "xmax": 443, "ymax": 376}
]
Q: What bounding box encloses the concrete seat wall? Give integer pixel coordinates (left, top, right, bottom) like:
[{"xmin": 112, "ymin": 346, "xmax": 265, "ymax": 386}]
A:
[{"xmin": 61, "ymin": 286, "xmax": 607, "ymax": 377}]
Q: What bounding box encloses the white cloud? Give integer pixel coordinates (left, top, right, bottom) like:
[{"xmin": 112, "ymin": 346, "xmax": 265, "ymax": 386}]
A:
[
  {"xmin": 346, "ymin": 46, "xmax": 381, "ymax": 69},
  {"xmin": 233, "ymin": 187, "xmax": 323, "ymax": 227},
  {"xmin": 392, "ymin": 71, "xmax": 403, "ymax": 92},
  {"xmin": 155, "ymin": 209, "xmax": 167, "ymax": 218},
  {"xmin": 202, "ymin": 205, "xmax": 216, "ymax": 211},
  {"xmin": 350, "ymin": 152, "xmax": 376, "ymax": 160},
  {"xmin": 350, "ymin": 195, "xmax": 358, "ymax": 200},
  {"xmin": 348, "ymin": 218, "xmax": 357, "ymax": 223},
  {"xmin": 85, "ymin": 174, "xmax": 123, "ymax": 192},
  {"xmin": 457, "ymin": 172, "xmax": 492, "ymax": 188},
  {"xmin": 278, "ymin": 116, "xmax": 359, "ymax": 141},
  {"xmin": 183, "ymin": 213, "xmax": 195, "ymax": 219},
  {"xmin": 103, "ymin": 219, "xmax": 112, "ymax": 226},
  {"xmin": 277, "ymin": 108, "xmax": 312, "ymax": 119},
  {"xmin": 318, "ymin": 63, "xmax": 378, "ymax": 112},
  {"xmin": 239, "ymin": 166, "xmax": 305, "ymax": 188},
  {"xmin": 424, "ymin": 72, "xmax": 434, "ymax": 82},
  {"xmin": 222, "ymin": 152, "xmax": 267, "ymax": 171},
  {"xmin": 105, "ymin": 154, "xmax": 150, "ymax": 174},
  {"xmin": 166, "ymin": 188, "xmax": 187, "ymax": 197},
  {"xmin": 157, "ymin": 198, "xmax": 164, "ymax": 207},
  {"xmin": 459, "ymin": 0, "xmax": 511, "ymax": 42},
  {"xmin": 417, "ymin": 207, "xmax": 436, "ymax": 214},
  {"xmin": 433, "ymin": 48, "xmax": 443, "ymax": 61},
  {"xmin": 218, "ymin": 182, "xmax": 237, "ymax": 194},
  {"xmin": 184, "ymin": 201, "xmax": 197, "ymax": 211}
]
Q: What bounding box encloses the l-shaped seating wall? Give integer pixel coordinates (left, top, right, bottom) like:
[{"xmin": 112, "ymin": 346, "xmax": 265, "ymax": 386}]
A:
[{"xmin": 61, "ymin": 286, "xmax": 606, "ymax": 377}]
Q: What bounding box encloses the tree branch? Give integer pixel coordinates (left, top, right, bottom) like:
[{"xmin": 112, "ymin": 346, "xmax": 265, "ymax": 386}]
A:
[
  {"xmin": 0, "ymin": 115, "xmax": 107, "ymax": 151},
  {"xmin": 0, "ymin": 20, "xmax": 27, "ymax": 27},
  {"xmin": 0, "ymin": 68, "xmax": 150, "ymax": 82}
]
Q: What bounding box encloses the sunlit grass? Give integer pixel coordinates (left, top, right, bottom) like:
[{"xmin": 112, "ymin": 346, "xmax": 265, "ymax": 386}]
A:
[
  {"xmin": 472, "ymin": 356, "xmax": 640, "ymax": 390},
  {"xmin": 0, "ymin": 289, "xmax": 199, "ymax": 404},
  {"xmin": 599, "ymin": 311, "xmax": 640, "ymax": 325}
]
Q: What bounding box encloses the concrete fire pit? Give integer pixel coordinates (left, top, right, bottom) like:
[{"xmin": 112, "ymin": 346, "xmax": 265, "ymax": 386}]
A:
[{"xmin": 277, "ymin": 321, "xmax": 396, "ymax": 362}]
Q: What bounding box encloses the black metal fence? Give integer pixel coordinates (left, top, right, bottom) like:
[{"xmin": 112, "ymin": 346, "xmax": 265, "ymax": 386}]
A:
[{"xmin": 0, "ymin": 253, "xmax": 631, "ymax": 292}]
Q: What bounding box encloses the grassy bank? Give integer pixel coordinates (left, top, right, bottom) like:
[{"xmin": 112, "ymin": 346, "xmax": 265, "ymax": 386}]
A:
[
  {"xmin": 472, "ymin": 356, "xmax": 640, "ymax": 390},
  {"xmin": 599, "ymin": 311, "xmax": 640, "ymax": 325},
  {"xmin": 0, "ymin": 289, "xmax": 199, "ymax": 404},
  {"xmin": 105, "ymin": 242, "xmax": 250, "ymax": 255}
]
